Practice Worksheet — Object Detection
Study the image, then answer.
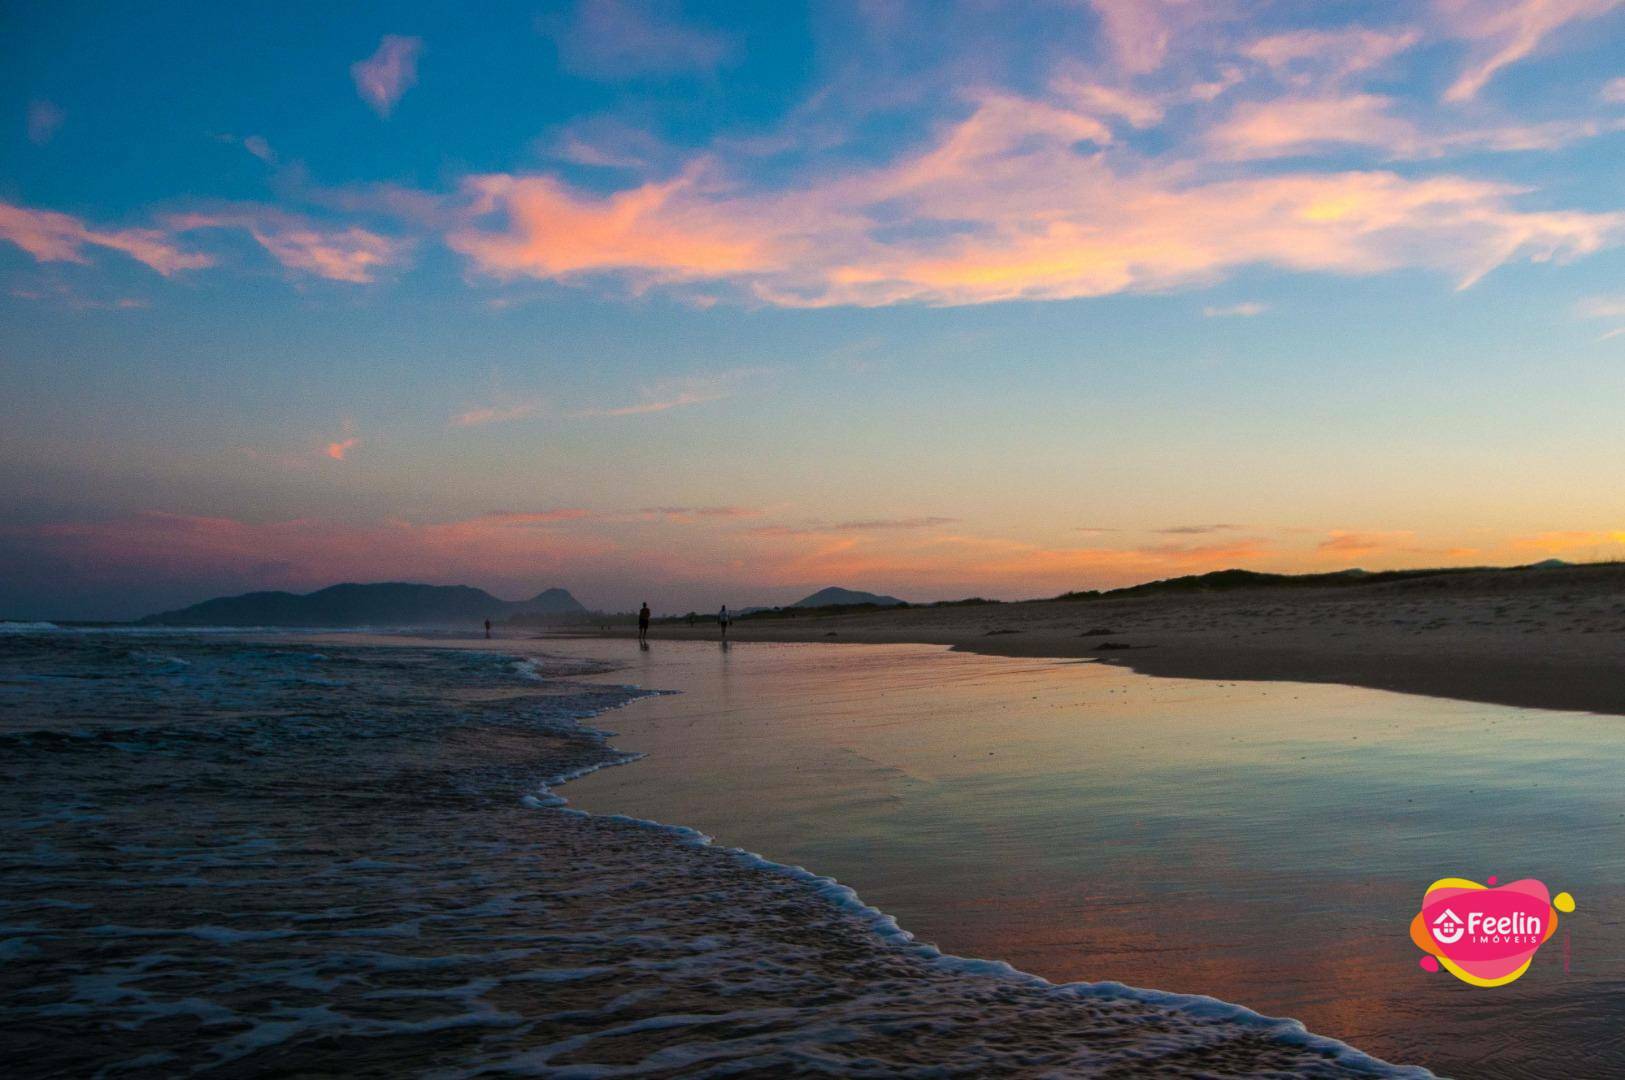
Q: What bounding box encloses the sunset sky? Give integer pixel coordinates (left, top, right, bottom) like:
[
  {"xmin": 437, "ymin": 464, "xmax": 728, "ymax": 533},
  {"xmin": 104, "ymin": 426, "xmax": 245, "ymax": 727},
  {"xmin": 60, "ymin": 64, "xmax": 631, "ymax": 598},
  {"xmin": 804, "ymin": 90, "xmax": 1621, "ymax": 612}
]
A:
[{"xmin": 4, "ymin": 0, "xmax": 1624, "ymax": 618}]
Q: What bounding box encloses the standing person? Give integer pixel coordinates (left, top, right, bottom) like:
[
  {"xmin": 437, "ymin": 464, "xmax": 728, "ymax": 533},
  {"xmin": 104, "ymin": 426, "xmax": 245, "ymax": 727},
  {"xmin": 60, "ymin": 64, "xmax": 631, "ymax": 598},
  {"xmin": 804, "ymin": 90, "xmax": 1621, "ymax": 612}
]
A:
[
  {"xmin": 483, "ymin": 618, "xmax": 491, "ymax": 640},
  {"xmin": 717, "ymin": 605, "xmax": 730, "ymax": 640},
  {"xmin": 637, "ymin": 601, "xmax": 651, "ymax": 644}
]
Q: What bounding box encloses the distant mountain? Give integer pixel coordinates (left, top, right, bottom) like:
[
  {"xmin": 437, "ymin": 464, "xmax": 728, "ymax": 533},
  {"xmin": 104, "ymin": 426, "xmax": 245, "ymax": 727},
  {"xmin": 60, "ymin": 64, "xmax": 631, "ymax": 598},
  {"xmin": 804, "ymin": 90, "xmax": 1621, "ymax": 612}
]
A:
[
  {"xmin": 1527, "ymin": 558, "xmax": 1571, "ymax": 569},
  {"xmin": 139, "ymin": 582, "xmax": 587, "ymax": 627},
  {"xmin": 791, "ymin": 587, "xmax": 907, "ymax": 608}
]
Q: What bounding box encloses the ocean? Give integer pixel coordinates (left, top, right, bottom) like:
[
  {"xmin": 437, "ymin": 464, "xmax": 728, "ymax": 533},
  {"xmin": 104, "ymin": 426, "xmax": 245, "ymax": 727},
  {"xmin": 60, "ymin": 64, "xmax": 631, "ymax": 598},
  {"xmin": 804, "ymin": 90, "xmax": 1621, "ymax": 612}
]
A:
[{"xmin": 0, "ymin": 626, "xmax": 1429, "ymax": 1077}]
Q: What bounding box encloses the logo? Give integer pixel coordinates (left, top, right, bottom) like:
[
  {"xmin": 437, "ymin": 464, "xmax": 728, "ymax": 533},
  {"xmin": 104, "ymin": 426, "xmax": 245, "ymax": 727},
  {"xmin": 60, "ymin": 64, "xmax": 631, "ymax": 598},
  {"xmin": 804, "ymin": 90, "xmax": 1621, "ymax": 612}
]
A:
[
  {"xmin": 1410, "ymin": 875, "xmax": 1574, "ymax": 987},
  {"xmin": 1430, "ymin": 908, "xmax": 1465, "ymax": 944}
]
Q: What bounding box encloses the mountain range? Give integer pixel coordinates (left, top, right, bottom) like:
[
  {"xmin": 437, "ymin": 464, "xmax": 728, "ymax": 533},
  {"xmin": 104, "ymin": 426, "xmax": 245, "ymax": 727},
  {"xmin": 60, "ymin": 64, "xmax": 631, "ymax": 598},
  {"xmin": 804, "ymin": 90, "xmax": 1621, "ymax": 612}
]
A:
[{"xmin": 138, "ymin": 582, "xmax": 586, "ymax": 627}]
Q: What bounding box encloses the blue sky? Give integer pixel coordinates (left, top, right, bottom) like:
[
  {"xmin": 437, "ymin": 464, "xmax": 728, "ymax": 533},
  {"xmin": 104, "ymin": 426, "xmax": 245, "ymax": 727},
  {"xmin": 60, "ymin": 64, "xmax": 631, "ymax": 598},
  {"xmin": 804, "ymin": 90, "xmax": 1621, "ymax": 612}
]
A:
[{"xmin": 2, "ymin": 0, "xmax": 1624, "ymax": 618}]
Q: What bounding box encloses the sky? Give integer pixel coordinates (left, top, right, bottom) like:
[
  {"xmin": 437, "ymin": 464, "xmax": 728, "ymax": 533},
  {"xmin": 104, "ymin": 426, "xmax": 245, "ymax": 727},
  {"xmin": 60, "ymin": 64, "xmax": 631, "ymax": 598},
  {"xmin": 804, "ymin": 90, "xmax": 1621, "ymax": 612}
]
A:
[{"xmin": 2, "ymin": 0, "xmax": 1624, "ymax": 619}]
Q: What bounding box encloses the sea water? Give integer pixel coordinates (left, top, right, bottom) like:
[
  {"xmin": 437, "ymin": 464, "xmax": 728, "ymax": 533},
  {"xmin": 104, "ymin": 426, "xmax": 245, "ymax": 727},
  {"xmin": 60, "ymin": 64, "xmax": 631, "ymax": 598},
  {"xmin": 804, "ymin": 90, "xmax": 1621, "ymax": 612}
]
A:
[{"xmin": 0, "ymin": 627, "xmax": 1425, "ymax": 1076}]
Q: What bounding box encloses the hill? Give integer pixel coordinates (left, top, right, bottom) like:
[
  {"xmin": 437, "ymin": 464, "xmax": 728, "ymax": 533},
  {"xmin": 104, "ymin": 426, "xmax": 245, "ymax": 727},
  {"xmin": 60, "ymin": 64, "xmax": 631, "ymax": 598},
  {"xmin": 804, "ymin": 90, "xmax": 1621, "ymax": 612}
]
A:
[
  {"xmin": 139, "ymin": 582, "xmax": 586, "ymax": 627},
  {"xmin": 792, "ymin": 587, "xmax": 907, "ymax": 608},
  {"xmin": 1053, "ymin": 561, "xmax": 1581, "ymax": 601}
]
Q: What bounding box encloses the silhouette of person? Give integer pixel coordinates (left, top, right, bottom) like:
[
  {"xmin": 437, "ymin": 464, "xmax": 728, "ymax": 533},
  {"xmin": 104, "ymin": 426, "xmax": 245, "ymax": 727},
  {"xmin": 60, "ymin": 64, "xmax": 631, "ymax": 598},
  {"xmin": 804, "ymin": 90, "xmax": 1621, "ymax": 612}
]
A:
[
  {"xmin": 484, "ymin": 618, "xmax": 491, "ymax": 640},
  {"xmin": 638, "ymin": 601, "xmax": 651, "ymax": 643},
  {"xmin": 718, "ymin": 604, "xmax": 730, "ymax": 640}
]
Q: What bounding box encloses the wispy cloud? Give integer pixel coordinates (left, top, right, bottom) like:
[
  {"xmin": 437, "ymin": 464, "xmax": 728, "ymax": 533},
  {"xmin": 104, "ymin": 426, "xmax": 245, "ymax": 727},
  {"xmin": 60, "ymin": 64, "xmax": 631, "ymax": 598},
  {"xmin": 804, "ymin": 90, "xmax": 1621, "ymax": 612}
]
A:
[
  {"xmin": 26, "ymin": 99, "xmax": 64, "ymax": 145},
  {"xmin": 167, "ymin": 207, "xmax": 409, "ymax": 283},
  {"xmin": 1605, "ymin": 76, "xmax": 1625, "ymax": 102},
  {"xmin": 1577, "ymin": 294, "xmax": 1625, "ymax": 318},
  {"xmin": 474, "ymin": 509, "xmax": 594, "ymax": 525},
  {"xmin": 0, "ymin": 200, "xmax": 212, "ymax": 276},
  {"xmin": 324, "ymin": 436, "xmax": 360, "ymax": 461},
  {"xmin": 546, "ymin": 0, "xmax": 731, "ymax": 79},
  {"xmin": 352, "ymin": 35, "xmax": 423, "ymax": 117},
  {"xmin": 1437, "ymin": 0, "xmax": 1623, "ymax": 103},
  {"xmin": 579, "ymin": 367, "xmax": 762, "ymax": 417},
  {"xmin": 447, "ymin": 83, "xmax": 1623, "ymax": 307},
  {"xmin": 242, "ymin": 135, "xmax": 276, "ymax": 164},
  {"xmin": 751, "ymin": 517, "xmax": 958, "ymax": 537},
  {"xmin": 1202, "ymin": 302, "xmax": 1267, "ymax": 317},
  {"xmin": 640, "ymin": 506, "xmax": 761, "ymax": 521},
  {"xmin": 449, "ymin": 401, "xmax": 542, "ymax": 427},
  {"xmin": 1157, "ymin": 523, "xmax": 1243, "ymax": 534},
  {"xmin": 1315, "ymin": 529, "xmax": 1414, "ymax": 556}
]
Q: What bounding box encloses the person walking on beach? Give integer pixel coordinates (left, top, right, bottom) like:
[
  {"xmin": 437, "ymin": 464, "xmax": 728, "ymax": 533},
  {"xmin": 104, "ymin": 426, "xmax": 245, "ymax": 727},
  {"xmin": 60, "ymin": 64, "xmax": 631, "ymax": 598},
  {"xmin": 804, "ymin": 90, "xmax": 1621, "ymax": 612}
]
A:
[
  {"xmin": 638, "ymin": 602, "xmax": 651, "ymax": 644},
  {"xmin": 718, "ymin": 605, "xmax": 730, "ymax": 640},
  {"xmin": 484, "ymin": 618, "xmax": 491, "ymax": 640}
]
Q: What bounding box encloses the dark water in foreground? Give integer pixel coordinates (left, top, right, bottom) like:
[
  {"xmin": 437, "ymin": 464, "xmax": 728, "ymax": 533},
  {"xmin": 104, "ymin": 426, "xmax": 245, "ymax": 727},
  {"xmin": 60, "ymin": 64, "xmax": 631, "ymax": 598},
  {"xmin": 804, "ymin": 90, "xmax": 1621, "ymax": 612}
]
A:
[{"xmin": 0, "ymin": 629, "xmax": 1421, "ymax": 1077}]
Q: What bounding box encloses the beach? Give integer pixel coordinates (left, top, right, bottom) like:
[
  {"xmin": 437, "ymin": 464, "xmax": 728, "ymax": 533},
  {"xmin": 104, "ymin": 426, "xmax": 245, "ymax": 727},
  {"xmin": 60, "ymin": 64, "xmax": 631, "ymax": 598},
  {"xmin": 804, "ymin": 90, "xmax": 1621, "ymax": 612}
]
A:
[
  {"xmin": 579, "ymin": 564, "xmax": 1625, "ymax": 718},
  {"xmin": 557, "ymin": 638, "xmax": 1625, "ymax": 1079},
  {"xmin": 0, "ymin": 627, "xmax": 1431, "ymax": 1078}
]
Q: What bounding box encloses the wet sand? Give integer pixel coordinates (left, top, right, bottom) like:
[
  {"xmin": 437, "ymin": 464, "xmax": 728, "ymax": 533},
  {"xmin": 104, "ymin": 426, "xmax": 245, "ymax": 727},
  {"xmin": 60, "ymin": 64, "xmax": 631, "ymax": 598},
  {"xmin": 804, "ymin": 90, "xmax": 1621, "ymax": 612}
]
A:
[{"xmin": 562, "ymin": 564, "xmax": 1625, "ymax": 717}]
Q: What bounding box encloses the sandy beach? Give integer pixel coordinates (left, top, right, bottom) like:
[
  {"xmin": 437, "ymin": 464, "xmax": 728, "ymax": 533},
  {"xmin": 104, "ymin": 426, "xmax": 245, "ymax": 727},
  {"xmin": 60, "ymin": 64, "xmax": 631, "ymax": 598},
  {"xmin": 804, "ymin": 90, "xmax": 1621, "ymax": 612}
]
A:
[{"xmin": 563, "ymin": 564, "xmax": 1625, "ymax": 717}]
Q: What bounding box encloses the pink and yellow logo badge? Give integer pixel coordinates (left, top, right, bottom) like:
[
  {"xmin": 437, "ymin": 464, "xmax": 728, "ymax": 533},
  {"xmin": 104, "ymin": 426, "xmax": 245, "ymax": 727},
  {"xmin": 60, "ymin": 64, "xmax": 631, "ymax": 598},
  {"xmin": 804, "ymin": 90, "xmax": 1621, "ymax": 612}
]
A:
[{"xmin": 1410, "ymin": 875, "xmax": 1575, "ymax": 987}]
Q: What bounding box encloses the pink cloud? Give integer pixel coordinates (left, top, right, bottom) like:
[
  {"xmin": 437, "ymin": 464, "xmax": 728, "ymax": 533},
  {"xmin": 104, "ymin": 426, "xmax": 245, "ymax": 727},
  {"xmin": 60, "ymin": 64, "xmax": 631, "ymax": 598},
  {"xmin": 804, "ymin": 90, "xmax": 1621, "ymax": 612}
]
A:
[
  {"xmin": 445, "ymin": 85, "xmax": 1623, "ymax": 307},
  {"xmin": 352, "ymin": 35, "xmax": 423, "ymax": 117},
  {"xmin": 1088, "ymin": 0, "xmax": 1222, "ymax": 76},
  {"xmin": 548, "ymin": 0, "xmax": 730, "ymax": 79},
  {"xmin": 1437, "ymin": 0, "xmax": 1623, "ymax": 102},
  {"xmin": 450, "ymin": 401, "xmax": 542, "ymax": 427},
  {"xmin": 640, "ymin": 506, "xmax": 761, "ymax": 522},
  {"xmin": 1243, "ymin": 28, "xmax": 1421, "ymax": 83},
  {"xmin": 578, "ymin": 367, "xmax": 761, "ymax": 416},
  {"xmin": 324, "ymin": 436, "xmax": 360, "ymax": 460},
  {"xmin": 1203, "ymin": 301, "xmax": 1267, "ymax": 317},
  {"xmin": 26, "ymin": 99, "xmax": 64, "ymax": 144},
  {"xmin": 6, "ymin": 510, "xmax": 622, "ymax": 599},
  {"xmin": 448, "ymin": 172, "xmax": 763, "ymax": 284},
  {"xmin": 167, "ymin": 208, "xmax": 408, "ymax": 283},
  {"xmin": 0, "ymin": 200, "xmax": 212, "ymax": 275}
]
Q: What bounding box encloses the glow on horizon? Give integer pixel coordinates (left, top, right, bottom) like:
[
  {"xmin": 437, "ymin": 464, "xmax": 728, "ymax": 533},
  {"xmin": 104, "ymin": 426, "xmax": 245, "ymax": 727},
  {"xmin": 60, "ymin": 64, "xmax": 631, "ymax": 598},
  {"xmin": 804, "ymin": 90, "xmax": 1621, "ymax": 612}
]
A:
[{"xmin": 2, "ymin": 0, "xmax": 1624, "ymax": 618}]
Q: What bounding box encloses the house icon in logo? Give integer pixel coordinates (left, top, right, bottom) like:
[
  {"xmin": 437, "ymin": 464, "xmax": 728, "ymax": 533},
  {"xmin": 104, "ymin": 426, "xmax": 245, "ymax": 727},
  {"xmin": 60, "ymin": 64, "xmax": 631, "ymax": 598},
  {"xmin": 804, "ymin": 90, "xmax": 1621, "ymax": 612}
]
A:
[{"xmin": 1433, "ymin": 908, "xmax": 1465, "ymax": 945}]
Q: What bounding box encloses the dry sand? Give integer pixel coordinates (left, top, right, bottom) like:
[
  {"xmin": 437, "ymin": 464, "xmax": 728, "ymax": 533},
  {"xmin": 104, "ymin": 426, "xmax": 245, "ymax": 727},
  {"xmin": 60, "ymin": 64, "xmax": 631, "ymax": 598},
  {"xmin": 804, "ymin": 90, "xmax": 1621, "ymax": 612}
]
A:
[{"xmin": 558, "ymin": 564, "xmax": 1625, "ymax": 717}]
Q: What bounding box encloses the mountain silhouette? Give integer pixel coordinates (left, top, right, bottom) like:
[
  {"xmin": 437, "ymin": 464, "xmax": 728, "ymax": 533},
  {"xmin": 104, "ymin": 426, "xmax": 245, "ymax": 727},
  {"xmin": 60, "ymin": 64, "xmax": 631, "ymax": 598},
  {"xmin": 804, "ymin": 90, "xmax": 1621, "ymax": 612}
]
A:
[
  {"xmin": 138, "ymin": 582, "xmax": 586, "ymax": 627},
  {"xmin": 791, "ymin": 586, "xmax": 907, "ymax": 608}
]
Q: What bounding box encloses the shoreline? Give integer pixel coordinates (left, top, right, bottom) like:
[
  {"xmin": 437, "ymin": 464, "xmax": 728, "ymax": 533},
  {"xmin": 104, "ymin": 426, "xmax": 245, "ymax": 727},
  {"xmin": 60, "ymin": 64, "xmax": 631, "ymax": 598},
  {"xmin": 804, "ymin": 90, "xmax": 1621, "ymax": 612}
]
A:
[
  {"xmin": 536, "ymin": 640, "xmax": 1431, "ymax": 1078},
  {"xmin": 546, "ymin": 563, "xmax": 1625, "ymax": 717}
]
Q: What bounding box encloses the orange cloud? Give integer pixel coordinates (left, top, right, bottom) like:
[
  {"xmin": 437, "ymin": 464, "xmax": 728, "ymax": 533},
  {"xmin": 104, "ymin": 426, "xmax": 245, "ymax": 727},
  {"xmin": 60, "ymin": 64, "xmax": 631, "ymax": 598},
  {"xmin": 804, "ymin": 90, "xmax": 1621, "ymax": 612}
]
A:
[
  {"xmin": 0, "ymin": 200, "xmax": 212, "ymax": 275},
  {"xmin": 324, "ymin": 437, "xmax": 360, "ymax": 460},
  {"xmin": 352, "ymin": 35, "xmax": 422, "ymax": 117},
  {"xmin": 448, "ymin": 172, "xmax": 763, "ymax": 284},
  {"xmin": 1512, "ymin": 529, "xmax": 1625, "ymax": 553}
]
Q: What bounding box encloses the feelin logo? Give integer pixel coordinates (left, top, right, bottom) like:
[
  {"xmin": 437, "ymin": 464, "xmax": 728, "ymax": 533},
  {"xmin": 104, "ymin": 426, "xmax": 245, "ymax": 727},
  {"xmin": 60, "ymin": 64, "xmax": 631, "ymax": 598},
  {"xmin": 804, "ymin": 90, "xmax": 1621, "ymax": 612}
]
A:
[{"xmin": 1411, "ymin": 876, "xmax": 1575, "ymax": 987}]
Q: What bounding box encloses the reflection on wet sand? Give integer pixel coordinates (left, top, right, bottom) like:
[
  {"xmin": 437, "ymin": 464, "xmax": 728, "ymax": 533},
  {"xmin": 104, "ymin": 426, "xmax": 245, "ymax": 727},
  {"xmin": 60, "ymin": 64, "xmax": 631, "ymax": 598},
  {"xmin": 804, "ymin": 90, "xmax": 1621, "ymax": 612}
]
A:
[{"xmin": 563, "ymin": 639, "xmax": 1625, "ymax": 1080}]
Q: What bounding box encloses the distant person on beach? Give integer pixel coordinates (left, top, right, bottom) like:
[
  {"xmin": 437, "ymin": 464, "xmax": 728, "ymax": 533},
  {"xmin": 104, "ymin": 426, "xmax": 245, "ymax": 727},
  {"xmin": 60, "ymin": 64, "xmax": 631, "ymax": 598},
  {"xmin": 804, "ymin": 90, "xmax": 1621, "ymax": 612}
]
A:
[
  {"xmin": 484, "ymin": 618, "xmax": 491, "ymax": 640},
  {"xmin": 638, "ymin": 602, "xmax": 651, "ymax": 643},
  {"xmin": 718, "ymin": 605, "xmax": 730, "ymax": 640}
]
